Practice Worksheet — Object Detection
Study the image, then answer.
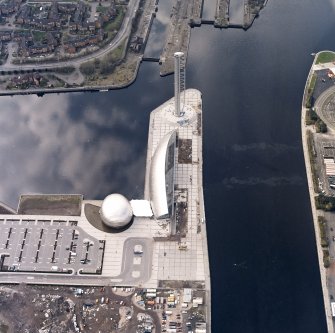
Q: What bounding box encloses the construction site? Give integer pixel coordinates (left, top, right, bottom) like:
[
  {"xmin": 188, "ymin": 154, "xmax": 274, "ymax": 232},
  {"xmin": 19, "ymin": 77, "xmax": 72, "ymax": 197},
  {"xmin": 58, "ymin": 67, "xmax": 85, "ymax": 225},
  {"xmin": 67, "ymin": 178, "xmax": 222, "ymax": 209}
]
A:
[{"xmin": 0, "ymin": 284, "xmax": 207, "ymax": 333}]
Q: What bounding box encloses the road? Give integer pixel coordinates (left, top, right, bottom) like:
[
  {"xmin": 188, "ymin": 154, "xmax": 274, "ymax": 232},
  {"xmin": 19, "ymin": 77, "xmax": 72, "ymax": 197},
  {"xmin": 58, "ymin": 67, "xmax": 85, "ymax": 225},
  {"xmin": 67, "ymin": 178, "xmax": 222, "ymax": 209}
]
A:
[
  {"xmin": 0, "ymin": 0, "xmax": 140, "ymax": 71},
  {"xmin": 116, "ymin": 237, "xmax": 153, "ymax": 285}
]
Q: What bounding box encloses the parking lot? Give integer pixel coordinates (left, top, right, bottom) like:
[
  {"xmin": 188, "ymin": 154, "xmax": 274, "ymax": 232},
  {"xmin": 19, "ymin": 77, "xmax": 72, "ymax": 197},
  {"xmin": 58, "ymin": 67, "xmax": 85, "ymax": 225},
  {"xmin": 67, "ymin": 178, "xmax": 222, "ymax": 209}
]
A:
[
  {"xmin": 314, "ymin": 137, "xmax": 335, "ymax": 195},
  {"xmin": 0, "ymin": 218, "xmax": 104, "ymax": 275}
]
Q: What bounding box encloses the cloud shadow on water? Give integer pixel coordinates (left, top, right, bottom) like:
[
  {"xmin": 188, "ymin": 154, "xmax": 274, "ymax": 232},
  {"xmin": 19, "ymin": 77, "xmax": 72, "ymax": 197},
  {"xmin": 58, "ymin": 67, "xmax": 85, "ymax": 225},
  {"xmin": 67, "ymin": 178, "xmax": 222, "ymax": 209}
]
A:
[{"xmin": 0, "ymin": 93, "xmax": 147, "ymax": 208}]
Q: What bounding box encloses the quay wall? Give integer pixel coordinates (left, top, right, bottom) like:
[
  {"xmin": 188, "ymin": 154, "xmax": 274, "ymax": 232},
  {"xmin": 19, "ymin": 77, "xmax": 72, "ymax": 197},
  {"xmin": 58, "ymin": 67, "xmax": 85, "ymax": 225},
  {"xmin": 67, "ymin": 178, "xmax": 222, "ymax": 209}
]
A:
[{"xmin": 197, "ymin": 113, "xmax": 212, "ymax": 333}]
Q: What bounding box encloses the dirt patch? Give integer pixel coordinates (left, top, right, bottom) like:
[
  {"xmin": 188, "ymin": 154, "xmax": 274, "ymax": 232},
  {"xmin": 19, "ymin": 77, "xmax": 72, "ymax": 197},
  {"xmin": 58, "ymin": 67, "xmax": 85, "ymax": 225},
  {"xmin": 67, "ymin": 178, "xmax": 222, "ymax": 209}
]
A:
[
  {"xmin": 178, "ymin": 138, "xmax": 192, "ymax": 164},
  {"xmin": 158, "ymin": 280, "xmax": 205, "ymax": 289},
  {"xmin": 18, "ymin": 194, "xmax": 82, "ymax": 216},
  {"xmin": 0, "ymin": 285, "xmax": 161, "ymax": 333},
  {"xmin": 0, "ymin": 285, "xmax": 76, "ymax": 332},
  {"xmin": 175, "ymin": 188, "xmax": 188, "ymax": 237},
  {"xmin": 176, "ymin": 201, "xmax": 188, "ymax": 237}
]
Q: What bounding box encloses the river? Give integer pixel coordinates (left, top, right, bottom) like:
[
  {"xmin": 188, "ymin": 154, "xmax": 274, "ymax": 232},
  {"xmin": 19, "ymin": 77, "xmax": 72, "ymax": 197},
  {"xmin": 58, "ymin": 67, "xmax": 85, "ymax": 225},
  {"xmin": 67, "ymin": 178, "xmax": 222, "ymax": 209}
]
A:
[
  {"xmin": 1, "ymin": 0, "xmax": 335, "ymax": 332},
  {"xmin": 229, "ymin": 0, "xmax": 245, "ymax": 25}
]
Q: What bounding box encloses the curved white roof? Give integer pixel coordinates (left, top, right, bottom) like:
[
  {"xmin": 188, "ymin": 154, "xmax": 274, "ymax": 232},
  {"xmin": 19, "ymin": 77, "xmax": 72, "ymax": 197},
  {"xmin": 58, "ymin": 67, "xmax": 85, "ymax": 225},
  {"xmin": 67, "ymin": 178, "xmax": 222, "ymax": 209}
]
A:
[
  {"xmin": 100, "ymin": 193, "xmax": 133, "ymax": 228},
  {"xmin": 149, "ymin": 130, "xmax": 176, "ymax": 219}
]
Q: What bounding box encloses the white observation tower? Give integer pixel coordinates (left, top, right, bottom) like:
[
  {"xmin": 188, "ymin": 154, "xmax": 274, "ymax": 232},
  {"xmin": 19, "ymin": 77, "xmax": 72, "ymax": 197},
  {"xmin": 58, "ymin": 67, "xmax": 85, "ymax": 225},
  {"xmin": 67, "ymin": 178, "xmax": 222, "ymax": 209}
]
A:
[{"xmin": 174, "ymin": 52, "xmax": 185, "ymax": 117}]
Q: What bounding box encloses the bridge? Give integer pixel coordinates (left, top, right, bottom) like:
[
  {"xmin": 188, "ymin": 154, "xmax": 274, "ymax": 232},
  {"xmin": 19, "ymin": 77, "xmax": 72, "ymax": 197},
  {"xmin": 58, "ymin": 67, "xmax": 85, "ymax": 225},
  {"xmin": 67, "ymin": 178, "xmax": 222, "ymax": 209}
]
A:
[{"xmin": 141, "ymin": 57, "xmax": 160, "ymax": 63}]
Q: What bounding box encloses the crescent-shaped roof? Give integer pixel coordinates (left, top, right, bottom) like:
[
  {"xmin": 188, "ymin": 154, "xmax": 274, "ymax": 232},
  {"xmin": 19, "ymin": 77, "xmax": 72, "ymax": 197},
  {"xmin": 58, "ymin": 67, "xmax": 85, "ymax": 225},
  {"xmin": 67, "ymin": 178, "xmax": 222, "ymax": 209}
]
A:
[{"xmin": 149, "ymin": 130, "xmax": 176, "ymax": 219}]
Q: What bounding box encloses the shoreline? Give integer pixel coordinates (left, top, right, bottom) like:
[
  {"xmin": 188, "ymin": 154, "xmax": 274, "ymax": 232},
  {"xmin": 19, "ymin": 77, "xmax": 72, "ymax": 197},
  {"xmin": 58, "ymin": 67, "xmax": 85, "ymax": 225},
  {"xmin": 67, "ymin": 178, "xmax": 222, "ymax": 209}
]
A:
[
  {"xmin": 301, "ymin": 51, "xmax": 335, "ymax": 332},
  {"xmin": 198, "ymin": 98, "xmax": 212, "ymax": 333},
  {"xmin": 0, "ymin": 56, "xmax": 143, "ymax": 97}
]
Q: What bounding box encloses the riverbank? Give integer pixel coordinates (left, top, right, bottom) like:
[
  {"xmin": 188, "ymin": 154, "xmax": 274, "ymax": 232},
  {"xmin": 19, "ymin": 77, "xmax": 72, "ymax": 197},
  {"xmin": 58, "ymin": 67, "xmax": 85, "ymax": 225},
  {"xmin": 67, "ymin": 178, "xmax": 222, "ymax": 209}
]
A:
[
  {"xmin": 0, "ymin": 52, "xmax": 144, "ymax": 97},
  {"xmin": 301, "ymin": 51, "xmax": 335, "ymax": 333}
]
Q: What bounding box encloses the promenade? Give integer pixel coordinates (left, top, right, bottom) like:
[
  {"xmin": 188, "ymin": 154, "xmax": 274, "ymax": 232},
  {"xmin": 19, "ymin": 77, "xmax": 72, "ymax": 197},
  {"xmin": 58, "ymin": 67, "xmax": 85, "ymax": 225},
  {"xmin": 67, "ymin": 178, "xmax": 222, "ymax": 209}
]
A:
[{"xmin": 301, "ymin": 51, "xmax": 335, "ymax": 333}]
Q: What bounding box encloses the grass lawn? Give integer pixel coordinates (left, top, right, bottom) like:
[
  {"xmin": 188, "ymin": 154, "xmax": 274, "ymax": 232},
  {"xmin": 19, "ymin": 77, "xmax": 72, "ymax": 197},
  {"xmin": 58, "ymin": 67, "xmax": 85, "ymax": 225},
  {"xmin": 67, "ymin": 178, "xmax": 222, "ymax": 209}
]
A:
[
  {"xmin": 80, "ymin": 39, "xmax": 126, "ymax": 77},
  {"xmin": 316, "ymin": 51, "xmax": 335, "ymax": 64},
  {"xmin": 108, "ymin": 40, "xmax": 126, "ymax": 61}
]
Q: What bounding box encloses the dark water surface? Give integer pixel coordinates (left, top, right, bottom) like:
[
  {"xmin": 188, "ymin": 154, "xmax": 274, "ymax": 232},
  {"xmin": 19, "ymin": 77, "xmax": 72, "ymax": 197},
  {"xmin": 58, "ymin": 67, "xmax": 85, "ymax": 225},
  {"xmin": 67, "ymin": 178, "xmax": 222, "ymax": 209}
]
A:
[
  {"xmin": 143, "ymin": 0, "xmax": 173, "ymax": 58},
  {"xmin": 202, "ymin": 0, "xmax": 216, "ymax": 19},
  {"xmin": 1, "ymin": 0, "xmax": 335, "ymax": 332},
  {"xmin": 229, "ymin": 0, "xmax": 245, "ymax": 24},
  {"xmin": 188, "ymin": 0, "xmax": 335, "ymax": 331}
]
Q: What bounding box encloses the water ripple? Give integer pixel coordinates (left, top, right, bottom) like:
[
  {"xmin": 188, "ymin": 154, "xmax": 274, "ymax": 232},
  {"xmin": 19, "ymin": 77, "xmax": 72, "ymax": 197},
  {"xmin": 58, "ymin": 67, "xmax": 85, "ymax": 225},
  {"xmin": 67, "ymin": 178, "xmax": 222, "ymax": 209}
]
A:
[{"xmin": 222, "ymin": 175, "xmax": 304, "ymax": 187}]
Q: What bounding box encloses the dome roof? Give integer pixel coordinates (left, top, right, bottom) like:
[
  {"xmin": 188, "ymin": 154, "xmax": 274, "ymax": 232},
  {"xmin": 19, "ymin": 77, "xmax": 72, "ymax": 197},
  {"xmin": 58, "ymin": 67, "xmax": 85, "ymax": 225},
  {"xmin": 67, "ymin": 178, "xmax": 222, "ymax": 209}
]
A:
[{"xmin": 100, "ymin": 193, "xmax": 133, "ymax": 228}]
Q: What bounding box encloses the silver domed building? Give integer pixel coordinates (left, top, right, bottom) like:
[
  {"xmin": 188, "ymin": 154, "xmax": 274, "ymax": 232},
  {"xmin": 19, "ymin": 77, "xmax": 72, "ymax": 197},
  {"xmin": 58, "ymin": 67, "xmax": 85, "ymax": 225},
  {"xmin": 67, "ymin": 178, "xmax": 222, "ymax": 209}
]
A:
[{"xmin": 100, "ymin": 193, "xmax": 133, "ymax": 229}]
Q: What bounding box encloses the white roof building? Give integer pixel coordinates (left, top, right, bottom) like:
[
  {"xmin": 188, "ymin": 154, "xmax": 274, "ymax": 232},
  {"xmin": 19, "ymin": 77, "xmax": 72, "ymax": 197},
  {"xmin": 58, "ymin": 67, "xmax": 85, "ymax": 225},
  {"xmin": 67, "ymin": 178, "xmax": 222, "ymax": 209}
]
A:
[
  {"xmin": 149, "ymin": 130, "xmax": 176, "ymax": 219},
  {"xmin": 183, "ymin": 288, "xmax": 192, "ymax": 303}
]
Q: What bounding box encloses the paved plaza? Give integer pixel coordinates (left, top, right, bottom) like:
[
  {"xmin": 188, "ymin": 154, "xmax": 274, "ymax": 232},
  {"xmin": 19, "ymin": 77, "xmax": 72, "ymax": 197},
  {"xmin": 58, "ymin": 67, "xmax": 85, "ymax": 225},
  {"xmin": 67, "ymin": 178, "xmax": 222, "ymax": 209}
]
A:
[{"xmin": 145, "ymin": 89, "xmax": 207, "ymax": 285}]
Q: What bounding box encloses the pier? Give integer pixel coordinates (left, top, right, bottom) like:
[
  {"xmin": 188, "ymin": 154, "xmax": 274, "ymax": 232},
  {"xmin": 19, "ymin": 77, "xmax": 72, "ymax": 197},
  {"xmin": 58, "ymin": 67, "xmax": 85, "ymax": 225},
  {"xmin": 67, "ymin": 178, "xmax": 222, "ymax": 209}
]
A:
[{"xmin": 159, "ymin": 0, "xmax": 203, "ymax": 76}]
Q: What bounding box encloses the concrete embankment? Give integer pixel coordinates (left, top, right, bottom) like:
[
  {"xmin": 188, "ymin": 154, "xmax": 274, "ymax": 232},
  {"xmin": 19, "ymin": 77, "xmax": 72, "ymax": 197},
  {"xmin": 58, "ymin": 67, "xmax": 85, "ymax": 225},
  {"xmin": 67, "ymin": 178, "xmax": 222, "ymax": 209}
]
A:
[
  {"xmin": 214, "ymin": 0, "xmax": 229, "ymax": 28},
  {"xmin": 301, "ymin": 52, "xmax": 335, "ymax": 333},
  {"xmin": 198, "ymin": 124, "xmax": 212, "ymax": 333},
  {"xmin": 136, "ymin": 0, "xmax": 158, "ymax": 51},
  {"xmin": 214, "ymin": 0, "xmax": 267, "ymax": 29},
  {"xmin": 191, "ymin": 0, "xmax": 204, "ymax": 26},
  {"xmin": 243, "ymin": 0, "xmax": 267, "ymax": 29}
]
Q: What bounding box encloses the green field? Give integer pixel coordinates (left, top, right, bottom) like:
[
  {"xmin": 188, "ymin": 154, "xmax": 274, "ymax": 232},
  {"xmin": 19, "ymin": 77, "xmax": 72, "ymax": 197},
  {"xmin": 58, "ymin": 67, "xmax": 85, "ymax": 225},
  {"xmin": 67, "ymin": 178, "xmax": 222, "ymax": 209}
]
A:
[
  {"xmin": 316, "ymin": 51, "xmax": 335, "ymax": 64},
  {"xmin": 80, "ymin": 39, "xmax": 126, "ymax": 77}
]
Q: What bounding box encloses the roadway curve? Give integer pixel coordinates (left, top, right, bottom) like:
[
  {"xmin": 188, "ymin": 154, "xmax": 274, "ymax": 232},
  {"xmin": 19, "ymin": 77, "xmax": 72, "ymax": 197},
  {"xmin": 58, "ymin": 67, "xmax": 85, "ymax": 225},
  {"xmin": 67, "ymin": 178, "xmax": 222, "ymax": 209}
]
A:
[
  {"xmin": 0, "ymin": 0, "xmax": 140, "ymax": 71},
  {"xmin": 314, "ymin": 85, "xmax": 335, "ymax": 131}
]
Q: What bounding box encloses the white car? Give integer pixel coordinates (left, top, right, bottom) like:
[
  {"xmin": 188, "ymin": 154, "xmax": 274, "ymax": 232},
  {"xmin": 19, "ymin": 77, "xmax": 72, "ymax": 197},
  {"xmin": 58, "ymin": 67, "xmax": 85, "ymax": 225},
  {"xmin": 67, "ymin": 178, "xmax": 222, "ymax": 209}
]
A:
[{"xmin": 134, "ymin": 244, "xmax": 143, "ymax": 255}]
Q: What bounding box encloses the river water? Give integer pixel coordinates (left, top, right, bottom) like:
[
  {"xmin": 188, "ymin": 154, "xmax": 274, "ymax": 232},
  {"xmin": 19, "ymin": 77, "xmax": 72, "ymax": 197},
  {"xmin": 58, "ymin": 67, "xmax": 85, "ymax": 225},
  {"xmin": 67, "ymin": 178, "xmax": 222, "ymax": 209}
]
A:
[
  {"xmin": 144, "ymin": 0, "xmax": 173, "ymax": 58},
  {"xmin": 1, "ymin": 0, "xmax": 335, "ymax": 332},
  {"xmin": 229, "ymin": 0, "xmax": 245, "ymax": 25}
]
